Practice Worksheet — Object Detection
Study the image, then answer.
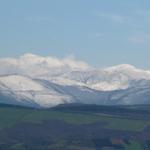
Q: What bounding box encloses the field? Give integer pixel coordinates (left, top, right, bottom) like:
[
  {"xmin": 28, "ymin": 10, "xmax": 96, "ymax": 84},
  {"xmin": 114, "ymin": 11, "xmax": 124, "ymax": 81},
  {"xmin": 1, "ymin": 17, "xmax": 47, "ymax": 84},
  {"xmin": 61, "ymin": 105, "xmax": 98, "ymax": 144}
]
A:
[{"xmin": 0, "ymin": 104, "xmax": 150, "ymax": 149}]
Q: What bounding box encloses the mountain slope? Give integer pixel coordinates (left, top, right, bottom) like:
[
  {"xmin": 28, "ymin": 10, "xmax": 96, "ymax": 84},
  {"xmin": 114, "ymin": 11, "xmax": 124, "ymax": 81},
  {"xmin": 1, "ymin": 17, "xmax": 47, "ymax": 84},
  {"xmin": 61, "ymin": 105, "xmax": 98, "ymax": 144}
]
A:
[
  {"xmin": 0, "ymin": 75, "xmax": 72, "ymax": 108},
  {"xmin": 0, "ymin": 54, "xmax": 150, "ymax": 108}
]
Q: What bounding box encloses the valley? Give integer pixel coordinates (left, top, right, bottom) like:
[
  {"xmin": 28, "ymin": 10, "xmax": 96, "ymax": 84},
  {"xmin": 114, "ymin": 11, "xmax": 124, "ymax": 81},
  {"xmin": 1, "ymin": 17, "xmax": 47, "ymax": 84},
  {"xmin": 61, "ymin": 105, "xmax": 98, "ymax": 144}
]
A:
[{"xmin": 0, "ymin": 104, "xmax": 150, "ymax": 149}]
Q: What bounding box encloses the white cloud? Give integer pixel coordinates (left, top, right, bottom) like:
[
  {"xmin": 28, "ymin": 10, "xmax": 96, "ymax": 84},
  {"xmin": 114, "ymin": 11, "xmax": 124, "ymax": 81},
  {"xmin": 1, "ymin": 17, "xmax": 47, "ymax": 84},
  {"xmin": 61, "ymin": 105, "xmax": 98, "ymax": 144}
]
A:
[
  {"xmin": 24, "ymin": 16, "xmax": 54, "ymax": 23},
  {"xmin": 135, "ymin": 9, "xmax": 150, "ymax": 17},
  {"xmin": 95, "ymin": 12, "xmax": 127, "ymax": 23},
  {"xmin": 128, "ymin": 33, "xmax": 150, "ymax": 44},
  {"xmin": 95, "ymin": 33, "xmax": 104, "ymax": 38},
  {"xmin": 0, "ymin": 53, "xmax": 91, "ymax": 77},
  {"xmin": 128, "ymin": 36, "xmax": 145, "ymax": 44},
  {"xmin": 88, "ymin": 32, "xmax": 104, "ymax": 39}
]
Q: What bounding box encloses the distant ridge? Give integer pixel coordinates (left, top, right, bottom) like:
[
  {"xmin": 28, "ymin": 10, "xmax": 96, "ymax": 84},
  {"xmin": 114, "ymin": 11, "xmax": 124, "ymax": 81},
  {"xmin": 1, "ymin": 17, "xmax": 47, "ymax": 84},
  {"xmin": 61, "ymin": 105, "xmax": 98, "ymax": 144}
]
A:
[{"xmin": 0, "ymin": 54, "xmax": 150, "ymax": 108}]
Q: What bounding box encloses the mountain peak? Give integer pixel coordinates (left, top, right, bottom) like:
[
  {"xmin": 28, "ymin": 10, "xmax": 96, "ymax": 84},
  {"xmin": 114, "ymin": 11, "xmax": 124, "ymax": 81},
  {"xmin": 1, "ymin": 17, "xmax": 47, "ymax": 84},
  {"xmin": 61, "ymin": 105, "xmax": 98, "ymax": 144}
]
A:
[
  {"xmin": 105, "ymin": 64, "xmax": 137, "ymax": 71},
  {"xmin": 22, "ymin": 53, "xmax": 39, "ymax": 58}
]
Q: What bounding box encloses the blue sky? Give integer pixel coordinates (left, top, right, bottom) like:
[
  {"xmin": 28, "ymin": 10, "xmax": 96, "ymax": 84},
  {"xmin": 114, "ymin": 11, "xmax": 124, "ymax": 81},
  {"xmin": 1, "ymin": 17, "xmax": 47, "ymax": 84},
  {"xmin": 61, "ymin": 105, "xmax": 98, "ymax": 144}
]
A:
[{"xmin": 0, "ymin": 0, "xmax": 150, "ymax": 69}]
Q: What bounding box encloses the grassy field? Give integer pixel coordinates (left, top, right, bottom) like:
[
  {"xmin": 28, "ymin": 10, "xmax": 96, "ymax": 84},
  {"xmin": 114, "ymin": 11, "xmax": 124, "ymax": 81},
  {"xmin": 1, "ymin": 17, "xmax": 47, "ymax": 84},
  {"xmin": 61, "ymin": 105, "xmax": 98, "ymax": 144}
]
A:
[
  {"xmin": 0, "ymin": 106, "xmax": 149, "ymax": 132},
  {"xmin": 0, "ymin": 105, "xmax": 149, "ymax": 150},
  {"xmin": 124, "ymin": 141, "xmax": 143, "ymax": 150}
]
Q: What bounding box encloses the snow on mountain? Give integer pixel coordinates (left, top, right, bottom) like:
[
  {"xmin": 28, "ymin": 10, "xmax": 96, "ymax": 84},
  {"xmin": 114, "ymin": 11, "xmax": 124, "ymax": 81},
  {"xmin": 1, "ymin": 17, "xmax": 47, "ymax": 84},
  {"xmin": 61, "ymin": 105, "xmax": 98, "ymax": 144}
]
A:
[
  {"xmin": 60, "ymin": 64, "xmax": 150, "ymax": 91},
  {"xmin": 0, "ymin": 75, "xmax": 44, "ymax": 91},
  {"xmin": 105, "ymin": 64, "xmax": 150, "ymax": 80},
  {"xmin": 0, "ymin": 75, "xmax": 72, "ymax": 108},
  {"xmin": 0, "ymin": 54, "xmax": 150, "ymax": 107}
]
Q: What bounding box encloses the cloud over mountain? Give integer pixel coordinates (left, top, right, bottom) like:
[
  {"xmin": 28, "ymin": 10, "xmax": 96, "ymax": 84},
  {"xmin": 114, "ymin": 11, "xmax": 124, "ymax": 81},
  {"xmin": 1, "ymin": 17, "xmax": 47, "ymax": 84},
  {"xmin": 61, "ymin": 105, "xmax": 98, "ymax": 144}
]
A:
[
  {"xmin": 0, "ymin": 53, "xmax": 90, "ymax": 77},
  {"xmin": 1, "ymin": 54, "xmax": 150, "ymax": 108}
]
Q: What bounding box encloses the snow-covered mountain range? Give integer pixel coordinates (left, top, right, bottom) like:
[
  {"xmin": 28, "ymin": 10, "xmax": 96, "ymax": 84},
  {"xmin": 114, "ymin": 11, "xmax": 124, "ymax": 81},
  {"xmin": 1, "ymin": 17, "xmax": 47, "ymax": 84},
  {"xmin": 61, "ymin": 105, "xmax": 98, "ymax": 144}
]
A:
[{"xmin": 1, "ymin": 53, "xmax": 150, "ymax": 108}]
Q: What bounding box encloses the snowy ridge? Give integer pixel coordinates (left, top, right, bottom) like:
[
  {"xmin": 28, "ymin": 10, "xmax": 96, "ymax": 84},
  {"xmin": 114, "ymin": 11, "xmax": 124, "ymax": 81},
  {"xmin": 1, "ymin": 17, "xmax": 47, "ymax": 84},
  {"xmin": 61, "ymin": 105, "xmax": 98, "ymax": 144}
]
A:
[
  {"xmin": 0, "ymin": 54, "xmax": 150, "ymax": 108},
  {"xmin": 0, "ymin": 75, "xmax": 72, "ymax": 108}
]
